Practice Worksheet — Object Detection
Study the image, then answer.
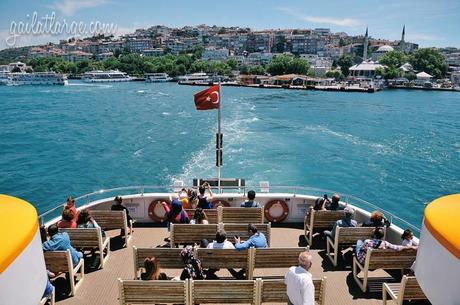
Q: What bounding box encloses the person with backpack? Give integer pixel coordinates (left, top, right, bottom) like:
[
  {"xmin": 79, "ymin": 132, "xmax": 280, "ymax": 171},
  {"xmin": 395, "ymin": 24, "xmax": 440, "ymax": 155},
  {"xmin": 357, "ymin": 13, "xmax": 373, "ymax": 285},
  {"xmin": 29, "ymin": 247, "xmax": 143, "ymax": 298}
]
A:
[
  {"xmin": 179, "ymin": 246, "xmax": 205, "ymax": 280},
  {"xmin": 355, "ymin": 227, "xmax": 416, "ymax": 265},
  {"xmin": 240, "ymin": 190, "xmax": 261, "ymax": 208}
]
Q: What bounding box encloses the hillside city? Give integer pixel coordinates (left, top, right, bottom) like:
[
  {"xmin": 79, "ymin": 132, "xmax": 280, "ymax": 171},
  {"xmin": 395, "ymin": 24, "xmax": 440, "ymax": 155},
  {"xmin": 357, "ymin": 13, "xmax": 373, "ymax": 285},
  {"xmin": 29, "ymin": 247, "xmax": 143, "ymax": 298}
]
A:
[{"xmin": 1, "ymin": 24, "xmax": 460, "ymax": 89}]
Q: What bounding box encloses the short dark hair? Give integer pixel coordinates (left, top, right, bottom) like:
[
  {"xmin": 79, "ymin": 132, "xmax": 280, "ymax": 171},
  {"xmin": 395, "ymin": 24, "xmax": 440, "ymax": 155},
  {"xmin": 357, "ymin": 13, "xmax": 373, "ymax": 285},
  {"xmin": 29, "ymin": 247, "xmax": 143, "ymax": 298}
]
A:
[
  {"xmin": 47, "ymin": 224, "xmax": 59, "ymax": 237},
  {"xmin": 247, "ymin": 190, "xmax": 256, "ymax": 200},
  {"xmin": 216, "ymin": 229, "xmax": 227, "ymax": 243},
  {"xmin": 248, "ymin": 224, "xmax": 258, "ymax": 234},
  {"xmin": 373, "ymin": 227, "xmax": 385, "ymax": 240},
  {"xmin": 199, "ymin": 186, "xmax": 205, "ymax": 195},
  {"xmin": 62, "ymin": 208, "xmax": 75, "ymax": 221},
  {"xmin": 401, "ymin": 229, "xmax": 413, "ymax": 240}
]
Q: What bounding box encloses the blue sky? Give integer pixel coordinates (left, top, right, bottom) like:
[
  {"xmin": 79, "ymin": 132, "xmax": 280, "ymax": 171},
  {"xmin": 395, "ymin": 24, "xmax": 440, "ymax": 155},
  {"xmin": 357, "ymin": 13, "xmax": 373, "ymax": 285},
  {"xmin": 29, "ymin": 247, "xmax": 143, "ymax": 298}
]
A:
[{"xmin": 1, "ymin": 0, "xmax": 459, "ymax": 50}]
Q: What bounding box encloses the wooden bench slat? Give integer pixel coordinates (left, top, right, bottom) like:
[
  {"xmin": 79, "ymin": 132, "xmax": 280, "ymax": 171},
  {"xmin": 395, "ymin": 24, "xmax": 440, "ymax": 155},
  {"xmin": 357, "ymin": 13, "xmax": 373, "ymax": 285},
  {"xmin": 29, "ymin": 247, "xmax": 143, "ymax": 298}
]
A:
[{"xmin": 221, "ymin": 207, "xmax": 264, "ymax": 224}]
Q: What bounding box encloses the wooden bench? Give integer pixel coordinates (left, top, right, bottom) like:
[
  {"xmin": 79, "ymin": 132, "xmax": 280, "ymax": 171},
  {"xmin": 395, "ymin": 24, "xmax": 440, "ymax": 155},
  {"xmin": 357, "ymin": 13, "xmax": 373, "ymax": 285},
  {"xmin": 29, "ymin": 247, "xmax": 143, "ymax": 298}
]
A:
[
  {"xmin": 223, "ymin": 223, "xmax": 271, "ymax": 247},
  {"xmin": 91, "ymin": 210, "xmax": 132, "ymax": 246},
  {"xmin": 39, "ymin": 286, "xmax": 55, "ymax": 305},
  {"xmin": 353, "ymin": 248, "xmax": 417, "ymax": 292},
  {"xmin": 326, "ymin": 227, "xmax": 377, "ymax": 267},
  {"xmin": 185, "ymin": 208, "xmax": 218, "ymax": 223},
  {"xmin": 118, "ymin": 279, "xmax": 189, "ymax": 305},
  {"xmin": 170, "ymin": 224, "xmax": 219, "ymax": 247},
  {"xmin": 132, "ymin": 247, "xmax": 184, "ymax": 279},
  {"xmin": 219, "ymin": 207, "xmax": 264, "ymax": 224},
  {"xmin": 43, "ymin": 250, "xmax": 84, "ymax": 296},
  {"xmin": 197, "ymin": 248, "xmax": 251, "ymax": 278},
  {"xmin": 190, "ymin": 280, "xmax": 258, "ymax": 304},
  {"xmin": 304, "ymin": 209, "xmax": 345, "ymax": 245},
  {"xmin": 383, "ymin": 276, "xmax": 427, "ymax": 305},
  {"xmin": 248, "ymin": 247, "xmax": 309, "ymax": 280},
  {"xmin": 259, "ymin": 277, "xmax": 327, "ymax": 305},
  {"xmin": 60, "ymin": 228, "xmax": 110, "ymax": 268}
]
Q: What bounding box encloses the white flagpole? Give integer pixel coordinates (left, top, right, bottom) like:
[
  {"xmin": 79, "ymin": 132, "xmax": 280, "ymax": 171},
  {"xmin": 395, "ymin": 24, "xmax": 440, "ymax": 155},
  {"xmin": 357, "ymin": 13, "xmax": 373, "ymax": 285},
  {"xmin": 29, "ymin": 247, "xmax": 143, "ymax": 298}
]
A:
[{"xmin": 217, "ymin": 82, "xmax": 222, "ymax": 193}]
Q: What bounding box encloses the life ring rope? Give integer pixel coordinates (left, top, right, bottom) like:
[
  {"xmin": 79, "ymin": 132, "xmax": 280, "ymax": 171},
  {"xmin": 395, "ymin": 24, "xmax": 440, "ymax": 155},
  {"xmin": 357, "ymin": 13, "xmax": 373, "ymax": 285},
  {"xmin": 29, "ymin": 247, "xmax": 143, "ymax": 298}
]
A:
[{"xmin": 264, "ymin": 199, "xmax": 289, "ymax": 223}]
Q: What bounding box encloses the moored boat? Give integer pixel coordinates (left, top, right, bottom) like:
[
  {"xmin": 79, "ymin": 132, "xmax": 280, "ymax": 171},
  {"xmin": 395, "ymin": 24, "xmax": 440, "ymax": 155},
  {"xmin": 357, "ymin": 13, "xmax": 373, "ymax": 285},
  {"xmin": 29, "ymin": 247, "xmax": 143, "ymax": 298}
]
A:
[{"xmin": 82, "ymin": 70, "xmax": 133, "ymax": 83}]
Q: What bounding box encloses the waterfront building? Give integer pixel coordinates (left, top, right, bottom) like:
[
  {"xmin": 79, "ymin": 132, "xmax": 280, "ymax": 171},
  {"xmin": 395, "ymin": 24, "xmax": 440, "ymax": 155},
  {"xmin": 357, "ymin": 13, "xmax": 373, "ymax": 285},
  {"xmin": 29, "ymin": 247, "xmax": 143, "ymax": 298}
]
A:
[
  {"xmin": 349, "ymin": 61, "xmax": 385, "ymax": 79},
  {"xmin": 416, "ymin": 71, "xmax": 433, "ymax": 85},
  {"xmin": 61, "ymin": 51, "xmax": 93, "ymax": 62},
  {"xmin": 399, "ymin": 63, "xmax": 414, "ymax": 76},
  {"xmin": 202, "ymin": 47, "xmax": 229, "ymax": 61},
  {"xmin": 451, "ymin": 71, "xmax": 460, "ymax": 86},
  {"xmin": 7, "ymin": 61, "xmax": 31, "ymax": 72},
  {"xmin": 124, "ymin": 38, "xmax": 154, "ymax": 53}
]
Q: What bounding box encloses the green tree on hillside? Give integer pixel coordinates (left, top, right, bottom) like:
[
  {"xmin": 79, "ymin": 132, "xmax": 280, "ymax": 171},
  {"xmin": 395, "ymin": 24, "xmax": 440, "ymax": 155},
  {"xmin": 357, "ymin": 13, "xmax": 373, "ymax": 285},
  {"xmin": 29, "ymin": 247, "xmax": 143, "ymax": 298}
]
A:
[
  {"xmin": 337, "ymin": 55, "xmax": 355, "ymax": 77},
  {"xmin": 378, "ymin": 51, "xmax": 408, "ymax": 68},
  {"xmin": 267, "ymin": 55, "xmax": 309, "ymax": 75},
  {"xmin": 409, "ymin": 48, "xmax": 447, "ymax": 78}
]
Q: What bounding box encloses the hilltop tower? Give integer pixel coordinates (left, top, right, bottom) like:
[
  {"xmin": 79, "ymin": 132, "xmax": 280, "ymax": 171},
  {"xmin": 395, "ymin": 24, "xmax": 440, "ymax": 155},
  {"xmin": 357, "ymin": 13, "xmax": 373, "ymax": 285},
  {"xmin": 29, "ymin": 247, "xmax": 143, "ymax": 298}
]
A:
[{"xmin": 363, "ymin": 27, "xmax": 369, "ymax": 61}]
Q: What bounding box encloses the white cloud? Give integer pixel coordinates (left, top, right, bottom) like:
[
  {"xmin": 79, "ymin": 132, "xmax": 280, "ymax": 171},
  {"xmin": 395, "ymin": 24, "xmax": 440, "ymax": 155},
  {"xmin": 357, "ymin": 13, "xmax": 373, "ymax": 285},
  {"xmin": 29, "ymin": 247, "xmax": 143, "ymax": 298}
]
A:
[
  {"xmin": 276, "ymin": 7, "xmax": 362, "ymax": 27},
  {"xmin": 50, "ymin": 0, "xmax": 108, "ymax": 17}
]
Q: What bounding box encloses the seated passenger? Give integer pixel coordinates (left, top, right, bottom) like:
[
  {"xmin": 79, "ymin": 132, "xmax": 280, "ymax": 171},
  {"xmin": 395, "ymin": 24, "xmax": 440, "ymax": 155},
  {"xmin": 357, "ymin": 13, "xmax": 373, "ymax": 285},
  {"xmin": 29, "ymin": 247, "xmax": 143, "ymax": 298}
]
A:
[
  {"xmin": 65, "ymin": 196, "xmax": 78, "ymax": 222},
  {"xmin": 57, "ymin": 207, "xmax": 77, "ymax": 228},
  {"xmin": 42, "ymin": 224, "xmax": 83, "ymax": 266},
  {"xmin": 197, "ymin": 182, "xmax": 213, "ymax": 209},
  {"xmin": 111, "ymin": 196, "xmax": 133, "ymax": 223},
  {"xmin": 207, "ymin": 229, "xmax": 235, "ymax": 249},
  {"xmin": 313, "ymin": 194, "xmax": 330, "ymax": 211},
  {"xmin": 241, "ymin": 190, "xmax": 261, "ymax": 208},
  {"xmin": 76, "ymin": 209, "xmax": 100, "ymax": 229},
  {"xmin": 180, "ymin": 246, "xmax": 205, "ymax": 280},
  {"xmin": 162, "ymin": 199, "xmax": 190, "ymax": 226},
  {"xmin": 401, "ymin": 229, "xmax": 416, "ymax": 247},
  {"xmin": 190, "ymin": 208, "xmax": 209, "ymax": 224},
  {"xmin": 179, "ymin": 188, "xmax": 191, "ymax": 209},
  {"xmin": 141, "ymin": 257, "xmax": 168, "ymax": 280},
  {"xmin": 285, "ymin": 251, "xmax": 315, "ymax": 305},
  {"xmin": 323, "ymin": 207, "xmax": 357, "ymax": 239},
  {"xmin": 234, "ymin": 224, "xmax": 267, "ymax": 250},
  {"xmin": 356, "ymin": 227, "xmax": 416, "ymax": 265},
  {"xmin": 325, "ymin": 193, "xmax": 343, "ymax": 210},
  {"xmin": 362, "ymin": 210, "xmax": 390, "ymax": 228}
]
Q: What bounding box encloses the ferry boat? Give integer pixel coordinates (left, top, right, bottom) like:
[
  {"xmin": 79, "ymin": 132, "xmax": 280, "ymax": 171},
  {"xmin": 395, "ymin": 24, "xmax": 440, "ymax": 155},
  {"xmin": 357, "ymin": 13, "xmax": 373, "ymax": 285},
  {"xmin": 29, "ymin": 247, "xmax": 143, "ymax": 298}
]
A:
[
  {"xmin": 6, "ymin": 72, "xmax": 68, "ymax": 86},
  {"xmin": 178, "ymin": 72, "xmax": 211, "ymax": 84},
  {"xmin": 145, "ymin": 73, "xmax": 172, "ymax": 82},
  {"xmin": 82, "ymin": 70, "xmax": 133, "ymax": 83},
  {"xmin": 1, "ymin": 181, "xmax": 458, "ymax": 305}
]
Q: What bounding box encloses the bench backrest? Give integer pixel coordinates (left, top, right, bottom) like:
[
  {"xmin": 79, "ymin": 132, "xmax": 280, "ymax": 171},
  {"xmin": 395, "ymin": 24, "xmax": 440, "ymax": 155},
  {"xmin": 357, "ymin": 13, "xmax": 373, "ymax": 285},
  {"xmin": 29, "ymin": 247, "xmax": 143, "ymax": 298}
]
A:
[
  {"xmin": 367, "ymin": 248, "xmax": 417, "ymax": 270},
  {"xmin": 59, "ymin": 228, "xmax": 102, "ymax": 248},
  {"xmin": 191, "ymin": 280, "xmax": 257, "ymax": 304},
  {"xmin": 90, "ymin": 210, "xmax": 127, "ymax": 230},
  {"xmin": 185, "ymin": 209, "xmax": 218, "ymax": 224},
  {"xmin": 170, "ymin": 224, "xmax": 219, "ymax": 246},
  {"xmin": 307, "ymin": 210, "xmax": 346, "ymax": 229},
  {"xmin": 223, "ymin": 223, "xmax": 271, "ymax": 247},
  {"xmin": 118, "ymin": 279, "xmax": 188, "ymax": 305},
  {"xmin": 260, "ymin": 278, "xmax": 326, "ymax": 305},
  {"xmin": 133, "ymin": 247, "xmax": 184, "ymax": 277},
  {"xmin": 197, "ymin": 248, "xmax": 250, "ymax": 269},
  {"xmin": 220, "ymin": 207, "xmax": 264, "ymax": 224},
  {"xmin": 43, "ymin": 250, "xmax": 72, "ymax": 274},
  {"xmin": 401, "ymin": 276, "xmax": 426, "ymax": 300},
  {"xmin": 335, "ymin": 227, "xmax": 376, "ymax": 244},
  {"xmin": 253, "ymin": 247, "xmax": 308, "ymax": 268}
]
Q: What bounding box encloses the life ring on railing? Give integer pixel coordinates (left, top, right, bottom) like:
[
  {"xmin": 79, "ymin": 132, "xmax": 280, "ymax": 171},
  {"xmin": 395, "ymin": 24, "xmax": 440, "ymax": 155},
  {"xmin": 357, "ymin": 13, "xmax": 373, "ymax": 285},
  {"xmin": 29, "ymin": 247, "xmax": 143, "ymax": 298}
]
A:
[
  {"xmin": 264, "ymin": 200, "xmax": 289, "ymax": 223},
  {"xmin": 211, "ymin": 199, "xmax": 231, "ymax": 208},
  {"xmin": 148, "ymin": 199, "xmax": 169, "ymax": 222}
]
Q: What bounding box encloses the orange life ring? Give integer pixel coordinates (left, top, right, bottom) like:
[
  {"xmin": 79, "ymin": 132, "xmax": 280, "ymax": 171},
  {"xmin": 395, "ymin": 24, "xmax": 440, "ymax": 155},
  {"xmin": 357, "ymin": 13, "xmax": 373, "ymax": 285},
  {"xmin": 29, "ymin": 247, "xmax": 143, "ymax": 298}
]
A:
[
  {"xmin": 211, "ymin": 199, "xmax": 231, "ymax": 208},
  {"xmin": 148, "ymin": 199, "xmax": 169, "ymax": 222},
  {"xmin": 264, "ymin": 200, "xmax": 289, "ymax": 223}
]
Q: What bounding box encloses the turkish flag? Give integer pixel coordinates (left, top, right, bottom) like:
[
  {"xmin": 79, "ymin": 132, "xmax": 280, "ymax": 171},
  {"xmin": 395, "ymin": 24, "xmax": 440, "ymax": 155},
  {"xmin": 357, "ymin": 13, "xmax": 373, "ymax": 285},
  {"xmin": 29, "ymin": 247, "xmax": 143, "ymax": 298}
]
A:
[{"xmin": 194, "ymin": 85, "xmax": 220, "ymax": 110}]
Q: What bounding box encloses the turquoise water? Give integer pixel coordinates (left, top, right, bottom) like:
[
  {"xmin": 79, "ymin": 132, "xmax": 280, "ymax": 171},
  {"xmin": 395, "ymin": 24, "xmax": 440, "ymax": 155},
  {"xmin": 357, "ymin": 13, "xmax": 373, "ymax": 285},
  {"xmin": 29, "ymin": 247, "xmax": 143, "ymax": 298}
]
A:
[{"xmin": 1, "ymin": 82, "xmax": 459, "ymax": 227}]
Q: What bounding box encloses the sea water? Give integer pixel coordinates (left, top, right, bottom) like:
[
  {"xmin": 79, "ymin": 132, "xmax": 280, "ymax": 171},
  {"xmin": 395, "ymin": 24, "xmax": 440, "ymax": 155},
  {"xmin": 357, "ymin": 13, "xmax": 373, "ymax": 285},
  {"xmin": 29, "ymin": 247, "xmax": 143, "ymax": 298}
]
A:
[{"xmin": 1, "ymin": 81, "xmax": 459, "ymax": 226}]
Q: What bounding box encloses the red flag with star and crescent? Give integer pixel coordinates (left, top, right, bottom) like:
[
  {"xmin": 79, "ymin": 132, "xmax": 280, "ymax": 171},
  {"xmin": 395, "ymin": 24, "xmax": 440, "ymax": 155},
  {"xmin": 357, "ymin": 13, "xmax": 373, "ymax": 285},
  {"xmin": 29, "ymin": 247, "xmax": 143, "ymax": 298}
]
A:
[{"xmin": 194, "ymin": 85, "xmax": 220, "ymax": 110}]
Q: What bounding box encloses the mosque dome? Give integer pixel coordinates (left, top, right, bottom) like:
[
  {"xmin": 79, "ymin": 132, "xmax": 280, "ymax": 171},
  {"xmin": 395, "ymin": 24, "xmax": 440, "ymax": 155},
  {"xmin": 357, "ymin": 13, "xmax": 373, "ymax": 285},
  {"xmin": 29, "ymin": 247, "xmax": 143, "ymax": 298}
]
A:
[{"xmin": 376, "ymin": 45, "xmax": 394, "ymax": 52}]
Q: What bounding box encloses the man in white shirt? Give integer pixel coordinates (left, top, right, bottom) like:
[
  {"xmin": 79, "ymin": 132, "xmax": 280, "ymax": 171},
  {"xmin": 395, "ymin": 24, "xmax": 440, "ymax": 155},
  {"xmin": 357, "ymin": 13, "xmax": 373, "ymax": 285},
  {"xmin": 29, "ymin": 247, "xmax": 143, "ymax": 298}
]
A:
[
  {"xmin": 285, "ymin": 251, "xmax": 315, "ymax": 305},
  {"xmin": 207, "ymin": 229, "xmax": 235, "ymax": 249}
]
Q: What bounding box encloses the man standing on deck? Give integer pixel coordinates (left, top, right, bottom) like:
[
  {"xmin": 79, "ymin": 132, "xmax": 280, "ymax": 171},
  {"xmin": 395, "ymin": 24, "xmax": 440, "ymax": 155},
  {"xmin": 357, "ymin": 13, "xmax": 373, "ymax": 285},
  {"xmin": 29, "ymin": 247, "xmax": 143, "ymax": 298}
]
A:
[{"xmin": 285, "ymin": 251, "xmax": 315, "ymax": 305}]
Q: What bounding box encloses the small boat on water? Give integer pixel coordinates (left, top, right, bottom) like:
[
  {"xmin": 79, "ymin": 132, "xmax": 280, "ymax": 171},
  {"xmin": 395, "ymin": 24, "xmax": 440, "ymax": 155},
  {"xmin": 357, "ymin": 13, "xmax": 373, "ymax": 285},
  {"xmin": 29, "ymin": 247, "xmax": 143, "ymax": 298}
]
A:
[
  {"xmin": 6, "ymin": 72, "xmax": 68, "ymax": 86},
  {"xmin": 178, "ymin": 72, "xmax": 211, "ymax": 84},
  {"xmin": 82, "ymin": 70, "xmax": 133, "ymax": 83},
  {"xmin": 145, "ymin": 73, "xmax": 172, "ymax": 82}
]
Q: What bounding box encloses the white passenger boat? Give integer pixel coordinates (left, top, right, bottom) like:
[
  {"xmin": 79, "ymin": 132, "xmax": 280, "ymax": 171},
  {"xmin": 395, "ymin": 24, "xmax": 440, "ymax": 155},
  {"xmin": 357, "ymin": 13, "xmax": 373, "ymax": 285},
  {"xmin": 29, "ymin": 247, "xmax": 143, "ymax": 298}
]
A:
[
  {"xmin": 145, "ymin": 73, "xmax": 172, "ymax": 82},
  {"xmin": 178, "ymin": 72, "xmax": 211, "ymax": 84},
  {"xmin": 82, "ymin": 70, "xmax": 133, "ymax": 83},
  {"xmin": 6, "ymin": 72, "xmax": 68, "ymax": 86}
]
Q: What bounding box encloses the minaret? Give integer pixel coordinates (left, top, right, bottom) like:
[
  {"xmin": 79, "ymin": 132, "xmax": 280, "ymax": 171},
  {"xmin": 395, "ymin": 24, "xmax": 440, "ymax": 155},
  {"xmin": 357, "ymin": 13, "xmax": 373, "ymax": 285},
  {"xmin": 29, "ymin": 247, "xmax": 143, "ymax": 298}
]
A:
[
  {"xmin": 400, "ymin": 25, "xmax": 406, "ymax": 52},
  {"xmin": 401, "ymin": 25, "xmax": 405, "ymax": 42},
  {"xmin": 363, "ymin": 27, "xmax": 369, "ymax": 61}
]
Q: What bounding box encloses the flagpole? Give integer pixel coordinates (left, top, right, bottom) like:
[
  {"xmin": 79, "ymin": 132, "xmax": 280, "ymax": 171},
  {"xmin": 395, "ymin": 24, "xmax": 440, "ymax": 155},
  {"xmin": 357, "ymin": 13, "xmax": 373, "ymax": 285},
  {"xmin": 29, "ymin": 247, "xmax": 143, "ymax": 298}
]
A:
[{"xmin": 217, "ymin": 82, "xmax": 222, "ymax": 193}]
